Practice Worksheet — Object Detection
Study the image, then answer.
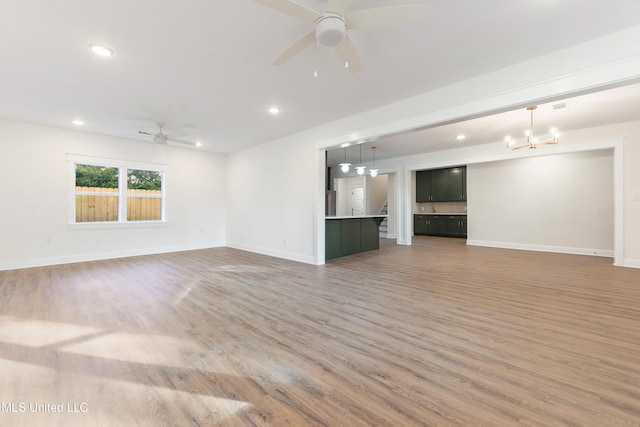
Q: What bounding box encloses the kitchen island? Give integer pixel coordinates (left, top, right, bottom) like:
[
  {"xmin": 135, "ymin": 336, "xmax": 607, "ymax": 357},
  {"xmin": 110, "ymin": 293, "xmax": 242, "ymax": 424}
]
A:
[{"xmin": 325, "ymin": 215, "xmax": 387, "ymax": 260}]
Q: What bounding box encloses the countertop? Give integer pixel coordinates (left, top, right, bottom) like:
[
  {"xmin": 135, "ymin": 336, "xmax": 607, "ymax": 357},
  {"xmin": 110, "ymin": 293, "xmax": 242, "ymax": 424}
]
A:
[
  {"xmin": 415, "ymin": 212, "xmax": 467, "ymax": 215},
  {"xmin": 326, "ymin": 215, "xmax": 388, "ymax": 220}
]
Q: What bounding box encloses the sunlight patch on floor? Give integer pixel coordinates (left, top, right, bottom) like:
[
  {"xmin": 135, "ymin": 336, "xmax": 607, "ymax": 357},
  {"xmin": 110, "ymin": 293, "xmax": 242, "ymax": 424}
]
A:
[
  {"xmin": 61, "ymin": 331, "xmax": 209, "ymax": 369},
  {"xmin": 0, "ymin": 316, "xmax": 100, "ymax": 347},
  {"xmin": 0, "ymin": 358, "xmax": 250, "ymax": 426}
]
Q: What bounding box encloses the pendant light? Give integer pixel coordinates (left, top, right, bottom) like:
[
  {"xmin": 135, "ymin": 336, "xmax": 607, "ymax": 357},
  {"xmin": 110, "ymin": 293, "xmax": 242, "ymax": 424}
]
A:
[
  {"xmin": 355, "ymin": 144, "xmax": 366, "ymax": 175},
  {"xmin": 369, "ymin": 146, "xmax": 378, "ymax": 177},
  {"xmin": 339, "ymin": 146, "xmax": 351, "ymax": 173}
]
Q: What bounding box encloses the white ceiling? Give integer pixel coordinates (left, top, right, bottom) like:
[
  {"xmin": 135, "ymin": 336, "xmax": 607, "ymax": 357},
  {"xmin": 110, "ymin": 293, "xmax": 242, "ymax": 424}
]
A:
[
  {"xmin": 326, "ymin": 82, "xmax": 640, "ymax": 167},
  {"xmin": 2, "ymin": 0, "xmax": 640, "ymax": 156}
]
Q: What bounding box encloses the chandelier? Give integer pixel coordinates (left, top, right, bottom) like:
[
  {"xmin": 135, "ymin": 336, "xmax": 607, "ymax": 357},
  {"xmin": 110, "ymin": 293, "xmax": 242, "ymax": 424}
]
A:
[{"xmin": 506, "ymin": 106, "xmax": 559, "ymax": 150}]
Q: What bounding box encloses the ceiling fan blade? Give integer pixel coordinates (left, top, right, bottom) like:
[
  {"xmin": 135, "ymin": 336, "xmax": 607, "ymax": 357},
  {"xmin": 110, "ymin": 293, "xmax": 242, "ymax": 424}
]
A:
[
  {"xmin": 168, "ymin": 137, "xmax": 197, "ymax": 146},
  {"xmin": 345, "ymin": 5, "xmax": 429, "ymax": 29},
  {"xmin": 273, "ymin": 30, "xmax": 316, "ymax": 66},
  {"xmin": 327, "ymin": 0, "xmax": 349, "ymax": 14},
  {"xmin": 335, "ymin": 38, "xmax": 362, "ymax": 73},
  {"xmin": 255, "ymin": 0, "xmax": 321, "ymax": 23},
  {"xmin": 138, "ymin": 130, "xmax": 153, "ymax": 136}
]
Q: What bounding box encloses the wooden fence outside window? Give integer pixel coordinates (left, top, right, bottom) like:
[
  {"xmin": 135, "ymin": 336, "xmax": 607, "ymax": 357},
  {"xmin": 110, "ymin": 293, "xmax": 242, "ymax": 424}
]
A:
[{"xmin": 75, "ymin": 187, "xmax": 162, "ymax": 222}]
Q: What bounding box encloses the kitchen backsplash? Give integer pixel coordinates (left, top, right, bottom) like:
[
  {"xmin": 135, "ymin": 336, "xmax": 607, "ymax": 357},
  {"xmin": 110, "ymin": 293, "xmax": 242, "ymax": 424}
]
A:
[{"xmin": 416, "ymin": 201, "xmax": 467, "ymax": 214}]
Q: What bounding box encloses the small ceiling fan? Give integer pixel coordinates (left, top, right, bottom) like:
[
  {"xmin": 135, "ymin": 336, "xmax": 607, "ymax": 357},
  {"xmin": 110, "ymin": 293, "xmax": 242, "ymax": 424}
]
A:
[
  {"xmin": 138, "ymin": 123, "xmax": 198, "ymax": 146},
  {"xmin": 255, "ymin": 0, "xmax": 429, "ymax": 73}
]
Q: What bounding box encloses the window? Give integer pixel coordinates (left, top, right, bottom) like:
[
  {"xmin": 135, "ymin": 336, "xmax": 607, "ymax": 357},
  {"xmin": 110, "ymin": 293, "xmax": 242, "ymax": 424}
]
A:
[
  {"xmin": 75, "ymin": 164, "xmax": 119, "ymax": 222},
  {"xmin": 70, "ymin": 157, "xmax": 166, "ymax": 224},
  {"xmin": 127, "ymin": 169, "xmax": 163, "ymax": 221}
]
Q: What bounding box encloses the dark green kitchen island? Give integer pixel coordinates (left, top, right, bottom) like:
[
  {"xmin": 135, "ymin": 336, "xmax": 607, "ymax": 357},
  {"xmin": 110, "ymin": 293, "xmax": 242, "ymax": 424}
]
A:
[{"xmin": 325, "ymin": 215, "xmax": 387, "ymax": 260}]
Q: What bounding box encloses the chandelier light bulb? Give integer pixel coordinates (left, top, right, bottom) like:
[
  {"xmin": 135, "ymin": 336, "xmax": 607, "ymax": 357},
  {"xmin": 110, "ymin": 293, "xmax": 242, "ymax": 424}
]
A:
[
  {"xmin": 356, "ymin": 166, "xmax": 366, "ymax": 175},
  {"xmin": 370, "ymin": 169, "xmax": 378, "ymax": 177},
  {"xmin": 340, "ymin": 163, "xmax": 351, "ymax": 173}
]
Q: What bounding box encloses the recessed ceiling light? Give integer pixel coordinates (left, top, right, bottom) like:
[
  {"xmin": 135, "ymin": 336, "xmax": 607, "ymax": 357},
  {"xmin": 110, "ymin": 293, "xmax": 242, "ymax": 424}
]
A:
[
  {"xmin": 195, "ymin": 142, "xmax": 203, "ymax": 147},
  {"xmin": 456, "ymin": 134, "xmax": 466, "ymax": 141},
  {"xmin": 71, "ymin": 119, "xmax": 84, "ymax": 126},
  {"xmin": 268, "ymin": 106, "xmax": 280, "ymax": 115},
  {"xmin": 89, "ymin": 43, "xmax": 114, "ymax": 57}
]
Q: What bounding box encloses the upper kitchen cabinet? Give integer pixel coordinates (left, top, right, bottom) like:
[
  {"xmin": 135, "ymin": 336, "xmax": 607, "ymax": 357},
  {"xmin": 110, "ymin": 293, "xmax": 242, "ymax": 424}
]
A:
[
  {"xmin": 416, "ymin": 169, "xmax": 432, "ymax": 202},
  {"xmin": 446, "ymin": 167, "xmax": 466, "ymax": 201},
  {"xmin": 416, "ymin": 166, "xmax": 466, "ymax": 202}
]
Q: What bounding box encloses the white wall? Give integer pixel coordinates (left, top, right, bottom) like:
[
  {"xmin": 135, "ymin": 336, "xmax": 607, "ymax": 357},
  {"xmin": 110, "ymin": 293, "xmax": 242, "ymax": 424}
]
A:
[
  {"xmin": 622, "ymin": 124, "xmax": 640, "ymax": 267},
  {"xmin": 0, "ymin": 118, "xmax": 226, "ymax": 270},
  {"xmin": 467, "ymin": 150, "xmax": 614, "ymax": 256},
  {"xmin": 366, "ymin": 174, "xmax": 388, "ymax": 215},
  {"xmin": 225, "ymin": 135, "xmax": 318, "ymax": 264}
]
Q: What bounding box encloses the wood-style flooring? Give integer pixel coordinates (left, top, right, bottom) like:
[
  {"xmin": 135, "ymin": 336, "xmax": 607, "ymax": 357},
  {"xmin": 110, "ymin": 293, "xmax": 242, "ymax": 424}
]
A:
[{"xmin": 0, "ymin": 237, "xmax": 639, "ymax": 426}]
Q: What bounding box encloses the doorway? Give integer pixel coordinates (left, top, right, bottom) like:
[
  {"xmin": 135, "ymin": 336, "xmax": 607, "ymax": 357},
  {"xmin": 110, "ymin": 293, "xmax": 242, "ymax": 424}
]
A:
[{"xmin": 350, "ymin": 186, "xmax": 365, "ymax": 216}]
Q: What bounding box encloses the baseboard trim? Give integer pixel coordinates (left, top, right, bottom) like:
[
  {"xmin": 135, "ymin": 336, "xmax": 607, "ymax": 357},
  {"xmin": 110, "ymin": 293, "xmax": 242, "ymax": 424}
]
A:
[
  {"xmin": 466, "ymin": 239, "xmax": 614, "ymax": 258},
  {"xmin": 622, "ymin": 258, "xmax": 640, "ymax": 269},
  {"xmin": 226, "ymin": 242, "xmax": 317, "ymax": 265},
  {"xmin": 0, "ymin": 242, "xmax": 226, "ymax": 271}
]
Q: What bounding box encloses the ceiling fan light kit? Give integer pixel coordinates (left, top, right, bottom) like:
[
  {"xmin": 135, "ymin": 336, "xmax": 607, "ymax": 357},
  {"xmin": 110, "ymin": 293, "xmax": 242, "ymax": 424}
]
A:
[
  {"xmin": 506, "ymin": 106, "xmax": 559, "ymax": 150},
  {"xmin": 316, "ymin": 13, "xmax": 346, "ymax": 47}
]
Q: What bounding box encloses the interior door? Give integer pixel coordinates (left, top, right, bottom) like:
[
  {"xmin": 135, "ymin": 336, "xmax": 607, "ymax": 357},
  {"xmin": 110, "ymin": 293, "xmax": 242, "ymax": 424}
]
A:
[{"xmin": 351, "ymin": 187, "xmax": 365, "ymax": 216}]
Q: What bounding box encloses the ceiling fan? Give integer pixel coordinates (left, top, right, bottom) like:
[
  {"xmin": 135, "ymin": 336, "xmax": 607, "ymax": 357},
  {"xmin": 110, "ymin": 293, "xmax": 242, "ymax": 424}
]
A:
[
  {"xmin": 138, "ymin": 123, "xmax": 198, "ymax": 146},
  {"xmin": 255, "ymin": 0, "xmax": 429, "ymax": 73}
]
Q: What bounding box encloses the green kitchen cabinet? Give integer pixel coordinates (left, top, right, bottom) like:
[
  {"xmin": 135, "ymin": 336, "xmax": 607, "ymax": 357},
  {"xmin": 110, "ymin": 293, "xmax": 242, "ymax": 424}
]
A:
[
  {"xmin": 413, "ymin": 214, "xmax": 445, "ymax": 236},
  {"xmin": 430, "ymin": 169, "xmax": 448, "ymax": 201},
  {"xmin": 415, "ymin": 166, "xmax": 466, "ymax": 202},
  {"xmin": 325, "ymin": 216, "xmax": 386, "ymax": 260},
  {"xmin": 444, "ymin": 215, "xmax": 467, "ymax": 237},
  {"xmin": 460, "ymin": 216, "xmax": 467, "ymax": 235},
  {"xmin": 414, "ymin": 214, "xmax": 429, "ymax": 234},
  {"xmin": 428, "ymin": 215, "xmax": 445, "ymax": 235},
  {"xmin": 415, "ymin": 170, "xmax": 432, "ymax": 202},
  {"xmin": 414, "ymin": 214, "xmax": 466, "ymax": 238},
  {"xmin": 446, "ymin": 167, "xmax": 466, "ymax": 201}
]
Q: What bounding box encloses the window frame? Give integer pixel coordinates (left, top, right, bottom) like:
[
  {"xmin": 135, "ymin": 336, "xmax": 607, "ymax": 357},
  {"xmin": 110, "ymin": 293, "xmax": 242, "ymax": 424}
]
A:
[{"xmin": 68, "ymin": 155, "xmax": 168, "ymax": 227}]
